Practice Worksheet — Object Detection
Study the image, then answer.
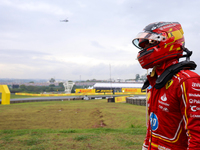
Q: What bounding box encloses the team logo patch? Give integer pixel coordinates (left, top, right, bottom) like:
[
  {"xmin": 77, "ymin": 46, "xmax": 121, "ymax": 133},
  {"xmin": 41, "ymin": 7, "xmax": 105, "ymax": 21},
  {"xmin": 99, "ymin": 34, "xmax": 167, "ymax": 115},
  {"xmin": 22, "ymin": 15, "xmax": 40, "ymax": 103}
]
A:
[
  {"xmin": 147, "ymin": 85, "xmax": 152, "ymax": 90},
  {"xmin": 166, "ymin": 79, "xmax": 173, "ymax": 89},
  {"xmin": 191, "ymin": 82, "xmax": 200, "ymax": 91},
  {"xmin": 150, "ymin": 112, "xmax": 158, "ymax": 131},
  {"xmin": 161, "ymin": 93, "xmax": 167, "ymax": 101}
]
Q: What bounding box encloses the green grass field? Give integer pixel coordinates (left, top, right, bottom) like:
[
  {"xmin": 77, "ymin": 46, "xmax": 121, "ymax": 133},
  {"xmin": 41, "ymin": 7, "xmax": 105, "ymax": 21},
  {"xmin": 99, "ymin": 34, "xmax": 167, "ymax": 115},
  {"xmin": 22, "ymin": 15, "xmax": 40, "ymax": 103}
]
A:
[{"xmin": 0, "ymin": 99, "xmax": 147, "ymax": 150}]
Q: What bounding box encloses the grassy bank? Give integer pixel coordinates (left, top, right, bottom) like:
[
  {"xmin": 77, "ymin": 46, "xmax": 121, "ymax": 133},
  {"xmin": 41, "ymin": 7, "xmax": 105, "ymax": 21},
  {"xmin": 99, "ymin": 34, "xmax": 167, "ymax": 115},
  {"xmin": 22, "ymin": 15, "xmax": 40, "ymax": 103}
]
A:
[{"xmin": 0, "ymin": 99, "xmax": 146, "ymax": 149}]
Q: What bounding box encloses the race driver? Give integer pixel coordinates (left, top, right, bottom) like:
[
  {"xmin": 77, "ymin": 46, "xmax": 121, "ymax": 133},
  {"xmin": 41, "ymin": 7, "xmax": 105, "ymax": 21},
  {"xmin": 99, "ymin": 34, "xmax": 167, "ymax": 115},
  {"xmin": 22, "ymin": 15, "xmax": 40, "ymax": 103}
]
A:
[{"xmin": 132, "ymin": 22, "xmax": 200, "ymax": 150}]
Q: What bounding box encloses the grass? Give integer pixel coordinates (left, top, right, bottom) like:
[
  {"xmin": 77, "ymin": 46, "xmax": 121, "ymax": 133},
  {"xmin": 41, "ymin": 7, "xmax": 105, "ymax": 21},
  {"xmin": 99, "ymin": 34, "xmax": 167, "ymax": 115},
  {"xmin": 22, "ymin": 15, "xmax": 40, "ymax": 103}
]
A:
[{"xmin": 0, "ymin": 99, "xmax": 147, "ymax": 150}]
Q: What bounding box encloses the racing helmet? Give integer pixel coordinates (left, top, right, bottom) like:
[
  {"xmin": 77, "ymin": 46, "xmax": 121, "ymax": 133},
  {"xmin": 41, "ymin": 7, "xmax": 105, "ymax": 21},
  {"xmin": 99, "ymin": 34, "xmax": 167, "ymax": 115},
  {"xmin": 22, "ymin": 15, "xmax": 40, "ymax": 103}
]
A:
[{"xmin": 132, "ymin": 22, "xmax": 185, "ymax": 69}]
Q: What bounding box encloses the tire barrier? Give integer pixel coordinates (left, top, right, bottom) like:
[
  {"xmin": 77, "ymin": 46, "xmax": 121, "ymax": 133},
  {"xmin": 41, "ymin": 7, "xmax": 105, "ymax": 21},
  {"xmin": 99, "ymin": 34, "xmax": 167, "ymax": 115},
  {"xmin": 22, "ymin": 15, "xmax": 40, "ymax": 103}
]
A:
[
  {"xmin": 126, "ymin": 97, "xmax": 146, "ymax": 106},
  {"xmin": 107, "ymin": 97, "xmax": 115, "ymax": 102}
]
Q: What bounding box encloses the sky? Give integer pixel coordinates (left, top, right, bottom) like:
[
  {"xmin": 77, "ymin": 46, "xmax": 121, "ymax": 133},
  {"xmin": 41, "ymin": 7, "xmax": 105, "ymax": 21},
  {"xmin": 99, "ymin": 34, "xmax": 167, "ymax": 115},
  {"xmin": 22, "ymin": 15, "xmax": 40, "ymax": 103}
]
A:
[{"xmin": 1, "ymin": 0, "xmax": 200, "ymax": 81}]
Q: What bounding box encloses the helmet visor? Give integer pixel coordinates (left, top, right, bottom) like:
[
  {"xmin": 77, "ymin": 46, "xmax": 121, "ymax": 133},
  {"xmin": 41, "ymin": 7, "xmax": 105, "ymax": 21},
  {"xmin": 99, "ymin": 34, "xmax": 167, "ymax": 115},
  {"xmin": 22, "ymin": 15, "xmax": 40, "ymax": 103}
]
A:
[{"xmin": 132, "ymin": 32, "xmax": 165, "ymax": 49}]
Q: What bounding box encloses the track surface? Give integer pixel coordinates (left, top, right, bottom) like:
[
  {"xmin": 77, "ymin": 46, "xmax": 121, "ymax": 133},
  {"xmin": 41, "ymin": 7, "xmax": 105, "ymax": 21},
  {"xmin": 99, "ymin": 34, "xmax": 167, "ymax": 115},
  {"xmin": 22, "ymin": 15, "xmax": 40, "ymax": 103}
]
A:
[
  {"xmin": 0, "ymin": 95, "xmax": 145, "ymax": 104},
  {"xmin": 0, "ymin": 95, "xmax": 111, "ymax": 104}
]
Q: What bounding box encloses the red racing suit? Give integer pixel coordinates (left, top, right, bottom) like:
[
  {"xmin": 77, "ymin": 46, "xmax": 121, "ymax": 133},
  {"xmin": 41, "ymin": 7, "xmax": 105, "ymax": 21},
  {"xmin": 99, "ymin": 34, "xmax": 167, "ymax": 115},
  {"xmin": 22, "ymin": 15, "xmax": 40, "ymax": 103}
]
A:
[{"xmin": 143, "ymin": 69, "xmax": 200, "ymax": 150}]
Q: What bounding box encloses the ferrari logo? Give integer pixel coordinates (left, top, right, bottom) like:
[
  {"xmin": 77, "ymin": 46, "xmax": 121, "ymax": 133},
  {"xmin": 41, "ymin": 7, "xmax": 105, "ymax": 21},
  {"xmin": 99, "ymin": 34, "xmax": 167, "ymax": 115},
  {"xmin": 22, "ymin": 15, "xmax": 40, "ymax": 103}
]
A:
[{"xmin": 166, "ymin": 79, "xmax": 173, "ymax": 89}]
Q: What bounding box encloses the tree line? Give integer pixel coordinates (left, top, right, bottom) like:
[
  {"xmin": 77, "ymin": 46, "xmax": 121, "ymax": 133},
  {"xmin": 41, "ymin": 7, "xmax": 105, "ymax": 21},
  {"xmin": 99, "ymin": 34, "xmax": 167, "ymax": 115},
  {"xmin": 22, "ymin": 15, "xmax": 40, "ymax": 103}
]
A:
[{"xmin": 9, "ymin": 83, "xmax": 65, "ymax": 94}]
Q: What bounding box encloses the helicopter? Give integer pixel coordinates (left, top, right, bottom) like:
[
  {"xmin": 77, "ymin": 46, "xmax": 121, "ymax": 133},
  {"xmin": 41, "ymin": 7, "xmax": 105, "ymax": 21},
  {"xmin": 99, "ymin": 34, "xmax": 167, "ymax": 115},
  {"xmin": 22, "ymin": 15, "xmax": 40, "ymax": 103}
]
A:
[{"xmin": 60, "ymin": 19, "xmax": 69, "ymax": 22}]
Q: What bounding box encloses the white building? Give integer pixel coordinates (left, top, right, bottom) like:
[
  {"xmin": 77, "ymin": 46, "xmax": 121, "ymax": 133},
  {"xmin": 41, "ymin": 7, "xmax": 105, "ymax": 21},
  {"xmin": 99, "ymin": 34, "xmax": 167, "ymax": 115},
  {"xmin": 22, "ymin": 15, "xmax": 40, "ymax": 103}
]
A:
[
  {"xmin": 63, "ymin": 81, "xmax": 75, "ymax": 93},
  {"xmin": 93, "ymin": 82, "xmax": 144, "ymax": 93}
]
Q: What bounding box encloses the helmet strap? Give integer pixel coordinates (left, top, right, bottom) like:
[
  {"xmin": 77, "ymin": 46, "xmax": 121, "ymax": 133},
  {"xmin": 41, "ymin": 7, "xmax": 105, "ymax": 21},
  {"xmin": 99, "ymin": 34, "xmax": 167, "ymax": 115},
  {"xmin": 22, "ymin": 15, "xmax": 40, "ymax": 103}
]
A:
[
  {"xmin": 150, "ymin": 66, "xmax": 157, "ymax": 77},
  {"xmin": 182, "ymin": 47, "xmax": 192, "ymax": 61}
]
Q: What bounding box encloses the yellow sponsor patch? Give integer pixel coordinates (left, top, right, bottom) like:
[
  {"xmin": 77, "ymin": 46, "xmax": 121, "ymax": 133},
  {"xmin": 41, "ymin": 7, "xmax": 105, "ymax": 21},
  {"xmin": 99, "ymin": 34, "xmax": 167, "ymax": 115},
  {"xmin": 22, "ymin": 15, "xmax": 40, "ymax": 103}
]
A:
[
  {"xmin": 166, "ymin": 79, "xmax": 173, "ymax": 89},
  {"xmin": 147, "ymin": 91, "xmax": 151, "ymax": 101}
]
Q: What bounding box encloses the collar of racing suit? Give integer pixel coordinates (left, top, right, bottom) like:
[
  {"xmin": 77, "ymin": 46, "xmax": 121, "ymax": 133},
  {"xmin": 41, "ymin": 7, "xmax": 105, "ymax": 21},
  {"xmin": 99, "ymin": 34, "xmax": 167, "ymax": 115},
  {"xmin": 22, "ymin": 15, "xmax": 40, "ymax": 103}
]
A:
[
  {"xmin": 155, "ymin": 59, "xmax": 179, "ymax": 76},
  {"xmin": 142, "ymin": 60, "xmax": 197, "ymax": 90}
]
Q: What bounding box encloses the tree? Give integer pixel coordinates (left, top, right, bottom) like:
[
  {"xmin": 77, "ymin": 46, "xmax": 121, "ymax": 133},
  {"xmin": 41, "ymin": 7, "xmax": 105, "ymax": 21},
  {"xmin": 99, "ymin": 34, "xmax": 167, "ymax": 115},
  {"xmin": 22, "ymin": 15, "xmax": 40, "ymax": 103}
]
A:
[
  {"xmin": 140, "ymin": 74, "xmax": 147, "ymax": 81},
  {"xmin": 71, "ymin": 85, "xmax": 77, "ymax": 93},
  {"xmin": 20, "ymin": 84, "xmax": 26, "ymax": 91},
  {"xmin": 49, "ymin": 78, "xmax": 55, "ymax": 83},
  {"xmin": 49, "ymin": 84, "xmax": 55, "ymax": 88},
  {"xmin": 58, "ymin": 82, "xmax": 65, "ymax": 91},
  {"xmin": 135, "ymin": 74, "xmax": 140, "ymax": 81}
]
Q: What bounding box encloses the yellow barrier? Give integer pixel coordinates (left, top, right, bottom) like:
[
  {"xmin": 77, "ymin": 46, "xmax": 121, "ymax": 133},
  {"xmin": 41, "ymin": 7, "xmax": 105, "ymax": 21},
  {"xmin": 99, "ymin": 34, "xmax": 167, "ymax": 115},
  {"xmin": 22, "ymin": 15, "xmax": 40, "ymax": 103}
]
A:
[
  {"xmin": 122, "ymin": 88, "xmax": 141, "ymax": 93},
  {"xmin": 0, "ymin": 85, "xmax": 10, "ymax": 105},
  {"xmin": 115, "ymin": 92, "xmax": 146, "ymax": 95},
  {"xmin": 76, "ymin": 89, "xmax": 95, "ymax": 93},
  {"xmin": 115, "ymin": 96, "xmax": 128, "ymax": 103},
  {"xmin": 15, "ymin": 92, "xmax": 145, "ymax": 97}
]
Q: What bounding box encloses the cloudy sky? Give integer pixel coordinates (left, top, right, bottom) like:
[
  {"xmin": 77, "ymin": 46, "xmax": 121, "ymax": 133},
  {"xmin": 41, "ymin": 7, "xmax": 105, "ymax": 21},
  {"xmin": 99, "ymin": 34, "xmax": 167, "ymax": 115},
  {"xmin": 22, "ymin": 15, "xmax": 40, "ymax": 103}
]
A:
[{"xmin": 1, "ymin": 0, "xmax": 200, "ymax": 81}]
